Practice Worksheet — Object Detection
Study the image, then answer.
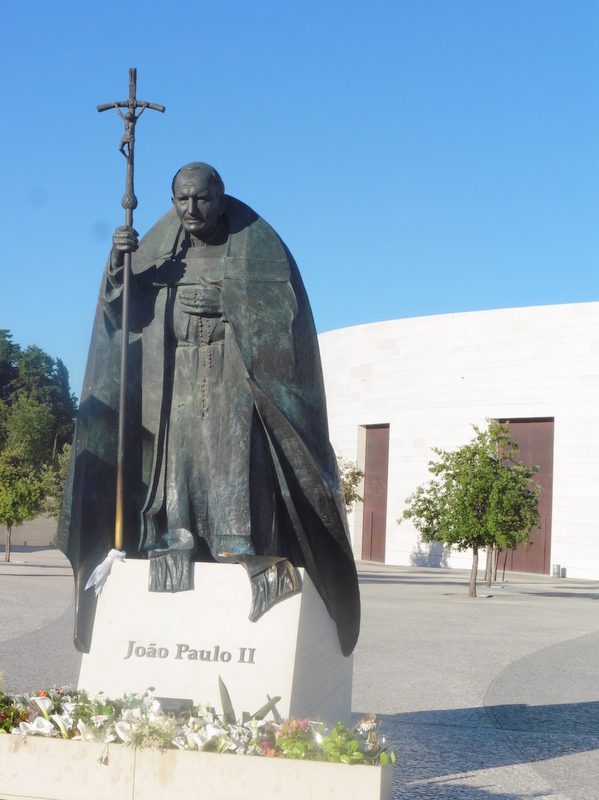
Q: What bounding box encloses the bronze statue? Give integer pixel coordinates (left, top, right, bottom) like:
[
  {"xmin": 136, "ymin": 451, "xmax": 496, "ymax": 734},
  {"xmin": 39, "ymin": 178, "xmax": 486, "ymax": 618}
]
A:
[
  {"xmin": 58, "ymin": 161, "xmax": 360, "ymax": 657},
  {"xmin": 115, "ymin": 103, "xmax": 147, "ymax": 159}
]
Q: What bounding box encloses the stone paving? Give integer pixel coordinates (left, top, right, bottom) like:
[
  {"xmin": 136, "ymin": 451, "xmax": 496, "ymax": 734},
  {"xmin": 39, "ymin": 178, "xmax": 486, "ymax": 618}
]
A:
[
  {"xmin": 1, "ymin": 547, "xmax": 598, "ymax": 799},
  {"xmin": 353, "ymin": 563, "xmax": 599, "ymax": 799}
]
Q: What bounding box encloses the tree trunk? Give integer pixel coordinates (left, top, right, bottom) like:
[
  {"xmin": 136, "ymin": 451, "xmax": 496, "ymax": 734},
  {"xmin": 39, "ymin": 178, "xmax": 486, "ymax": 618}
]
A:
[
  {"xmin": 493, "ymin": 546, "xmax": 500, "ymax": 582},
  {"xmin": 5, "ymin": 524, "xmax": 11, "ymax": 562},
  {"xmin": 485, "ymin": 545, "xmax": 493, "ymax": 587},
  {"xmin": 469, "ymin": 547, "xmax": 478, "ymax": 597}
]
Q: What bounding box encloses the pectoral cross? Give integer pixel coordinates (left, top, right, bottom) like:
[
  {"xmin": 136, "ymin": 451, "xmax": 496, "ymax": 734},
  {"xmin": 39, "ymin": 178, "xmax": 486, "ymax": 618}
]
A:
[{"xmin": 98, "ymin": 69, "xmax": 165, "ymax": 551}]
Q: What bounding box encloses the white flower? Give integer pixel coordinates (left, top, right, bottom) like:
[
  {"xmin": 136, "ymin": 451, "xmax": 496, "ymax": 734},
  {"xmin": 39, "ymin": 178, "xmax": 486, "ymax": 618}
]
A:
[
  {"xmin": 172, "ymin": 737, "xmax": 187, "ymax": 750},
  {"xmin": 115, "ymin": 721, "xmax": 132, "ymax": 742},
  {"xmin": 228, "ymin": 724, "xmax": 250, "ymax": 742},
  {"xmin": 74, "ymin": 720, "xmax": 100, "ymax": 742},
  {"xmin": 147, "ymin": 699, "xmax": 161, "ymax": 715},
  {"xmin": 50, "ymin": 713, "xmax": 73, "ymax": 739},
  {"xmin": 31, "ymin": 696, "xmax": 53, "ymax": 720},
  {"xmin": 91, "ymin": 714, "xmax": 109, "ymax": 728},
  {"xmin": 19, "ymin": 717, "xmax": 55, "ymax": 736},
  {"xmin": 204, "ymin": 722, "xmax": 228, "ymax": 739},
  {"xmin": 244, "ymin": 718, "xmax": 267, "ymax": 739},
  {"xmin": 185, "ymin": 731, "xmax": 207, "ymax": 750}
]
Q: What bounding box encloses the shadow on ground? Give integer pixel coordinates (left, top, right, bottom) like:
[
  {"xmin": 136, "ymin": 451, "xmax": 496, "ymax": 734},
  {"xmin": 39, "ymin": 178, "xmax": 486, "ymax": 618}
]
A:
[{"xmin": 354, "ymin": 702, "xmax": 599, "ymax": 799}]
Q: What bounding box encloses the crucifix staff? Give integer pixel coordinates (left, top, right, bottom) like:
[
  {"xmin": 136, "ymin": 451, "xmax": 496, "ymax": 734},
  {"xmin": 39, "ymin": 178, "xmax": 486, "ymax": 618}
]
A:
[{"xmin": 98, "ymin": 68, "xmax": 165, "ymax": 551}]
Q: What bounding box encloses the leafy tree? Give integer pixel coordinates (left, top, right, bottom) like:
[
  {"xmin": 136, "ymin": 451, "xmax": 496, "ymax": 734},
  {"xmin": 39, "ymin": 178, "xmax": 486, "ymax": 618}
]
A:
[
  {"xmin": 0, "ymin": 330, "xmax": 20, "ymax": 402},
  {"xmin": 0, "ymin": 332, "xmax": 78, "ymax": 560},
  {"xmin": 42, "ymin": 443, "xmax": 72, "ymax": 521},
  {"xmin": 337, "ymin": 456, "xmax": 364, "ymax": 512},
  {"xmin": 10, "ymin": 345, "xmax": 77, "ymax": 453},
  {"xmin": 0, "ymin": 448, "xmax": 45, "ymax": 562},
  {"xmin": 2, "ymin": 396, "xmax": 54, "ymax": 468},
  {"xmin": 401, "ymin": 421, "xmax": 540, "ymax": 597}
]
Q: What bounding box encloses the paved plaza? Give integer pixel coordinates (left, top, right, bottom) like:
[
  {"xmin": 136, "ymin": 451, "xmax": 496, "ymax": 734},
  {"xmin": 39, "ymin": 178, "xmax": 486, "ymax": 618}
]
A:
[{"xmin": 1, "ymin": 547, "xmax": 598, "ymax": 799}]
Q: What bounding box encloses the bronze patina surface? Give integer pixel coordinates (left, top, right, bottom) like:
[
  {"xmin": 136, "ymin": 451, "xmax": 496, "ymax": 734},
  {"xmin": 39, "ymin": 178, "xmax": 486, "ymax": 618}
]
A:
[{"xmin": 58, "ymin": 160, "xmax": 360, "ymax": 657}]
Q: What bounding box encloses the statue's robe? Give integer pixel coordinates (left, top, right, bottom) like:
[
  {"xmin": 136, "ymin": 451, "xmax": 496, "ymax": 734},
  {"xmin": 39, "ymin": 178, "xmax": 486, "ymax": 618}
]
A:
[{"xmin": 57, "ymin": 197, "xmax": 360, "ymax": 656}]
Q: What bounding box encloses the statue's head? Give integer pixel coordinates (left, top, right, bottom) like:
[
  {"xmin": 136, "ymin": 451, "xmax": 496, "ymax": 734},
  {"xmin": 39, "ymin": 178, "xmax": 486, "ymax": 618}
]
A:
[{"xmin": 171, "ymin": 162, "xmax": 226, "ymax": 241}]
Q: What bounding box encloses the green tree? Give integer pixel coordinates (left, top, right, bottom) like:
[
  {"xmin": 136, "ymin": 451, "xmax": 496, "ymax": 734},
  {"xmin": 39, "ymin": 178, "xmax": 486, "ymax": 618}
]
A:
[
  {"xmin": 0, "ymin": 448, "xmax": 45, "ymax": 561},
  {"xmin": 42, "ymin": 443, "xmax": 72, "ymax": 521},
  {"xmin": 2, "ymin": 396, "xmax": 54, "ymax": 468},
  {"xmin": 0, "ymin": 332, "xmax": 78, "ymax": 560},
  {"xmin": 0, "ymin": 330, "xmax": 20, "ymax": 402},
  {"xmin": 11, "ymin": 345, "xmax": 77, "ymax": 453},
  {"xmin": 337, "ymin": 456, "xmax": 364, "ymax": 512},
  {"xmin": 401, "ymin": 421, "xmax": 540, "ymax": 597}
]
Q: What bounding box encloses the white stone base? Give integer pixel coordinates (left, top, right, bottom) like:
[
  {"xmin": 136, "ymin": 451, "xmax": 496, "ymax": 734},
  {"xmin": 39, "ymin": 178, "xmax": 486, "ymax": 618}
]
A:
[
  {"xmin": 78, "ymin": 561, "xmax": 352, "ymax": 723},
  {"xmin": 1, "ymin": 737, "xmax": 393, "ymax": 800}
]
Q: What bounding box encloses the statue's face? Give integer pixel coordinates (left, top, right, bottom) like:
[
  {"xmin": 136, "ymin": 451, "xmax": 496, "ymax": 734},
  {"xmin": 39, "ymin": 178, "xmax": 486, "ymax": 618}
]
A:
[{"xmin": 172, "ymin": 170, "xmax": 225, "ymax": 240}]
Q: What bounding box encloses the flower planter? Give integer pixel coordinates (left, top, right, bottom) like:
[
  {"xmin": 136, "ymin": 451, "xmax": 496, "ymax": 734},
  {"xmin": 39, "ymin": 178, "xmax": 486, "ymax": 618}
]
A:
[{"xmin": 1, "ymin": 735, "xmax": 393, "ymax": 800}]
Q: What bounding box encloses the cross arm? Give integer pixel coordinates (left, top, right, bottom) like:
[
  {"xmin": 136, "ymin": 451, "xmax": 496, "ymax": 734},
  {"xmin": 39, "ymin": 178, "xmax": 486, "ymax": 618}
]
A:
[{"xmin": 97, "ymin": 100, "xmax": 166, "ymax": 113}]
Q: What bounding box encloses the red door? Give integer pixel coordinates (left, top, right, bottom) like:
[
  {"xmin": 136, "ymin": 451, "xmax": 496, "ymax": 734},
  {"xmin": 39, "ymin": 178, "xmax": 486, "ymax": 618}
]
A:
[
  {"xmin": 361, "ymin": 425, "xmax": 389, "ymax": 562},
  {"xmin": 500, "ymin": 419, "xmax": 554, "ymax": 575}
]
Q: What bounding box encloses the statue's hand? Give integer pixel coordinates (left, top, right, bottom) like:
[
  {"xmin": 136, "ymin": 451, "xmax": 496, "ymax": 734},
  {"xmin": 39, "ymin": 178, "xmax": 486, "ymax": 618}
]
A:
[
  {"xmin": 111, "ymin": 225, "xmax": 139, "ymax": 270},
  {"xmin": 178, "ymin": 282, "xmax": 222, "ymax": 316}
]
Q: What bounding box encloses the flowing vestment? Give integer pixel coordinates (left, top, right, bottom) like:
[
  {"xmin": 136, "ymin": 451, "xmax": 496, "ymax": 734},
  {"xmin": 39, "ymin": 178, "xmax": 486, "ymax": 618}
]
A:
[{"xmin": 58, "ymin": 197, "xmax": 360, "ymax": 655}]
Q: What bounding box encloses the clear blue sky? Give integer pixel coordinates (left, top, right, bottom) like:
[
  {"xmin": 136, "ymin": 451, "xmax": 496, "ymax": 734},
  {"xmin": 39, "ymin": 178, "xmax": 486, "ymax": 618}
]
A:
[{"xmin": 1, "ymin": 0, "xmax": 598, "ymax": 398}]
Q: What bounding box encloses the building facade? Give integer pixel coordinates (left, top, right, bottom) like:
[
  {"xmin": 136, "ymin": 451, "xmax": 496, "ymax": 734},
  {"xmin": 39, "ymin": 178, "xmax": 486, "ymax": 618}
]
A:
[{"xmin": 319, "ymin": 302, "xmax": 599, "ymax": 580}]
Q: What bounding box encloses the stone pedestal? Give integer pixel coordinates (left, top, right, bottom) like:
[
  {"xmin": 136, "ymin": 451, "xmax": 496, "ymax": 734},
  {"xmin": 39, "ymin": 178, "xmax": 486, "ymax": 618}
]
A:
[{"xmin": 78, "ymin": 561, "xmax": 352, "ymax": 723}]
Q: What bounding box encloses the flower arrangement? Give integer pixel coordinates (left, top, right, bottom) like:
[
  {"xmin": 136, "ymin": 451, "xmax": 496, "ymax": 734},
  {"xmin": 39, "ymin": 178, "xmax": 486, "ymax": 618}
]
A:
[{"xmin": 0, "ymin": 685, "xmax": 394, "ymax": 767}]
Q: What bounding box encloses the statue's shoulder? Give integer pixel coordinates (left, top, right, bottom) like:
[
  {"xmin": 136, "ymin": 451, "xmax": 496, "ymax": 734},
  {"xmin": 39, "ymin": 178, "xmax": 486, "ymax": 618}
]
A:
[
  {"xmin": 133, "ymin": 208, "xmax": 180, "ymax": 269},
  {"xmin": 132, "ymin": 197, "xmax": 292, "ymax": 268},
  {"xmin": 226, "ymin": 196, "xmax": 290, "ymax": 264}
]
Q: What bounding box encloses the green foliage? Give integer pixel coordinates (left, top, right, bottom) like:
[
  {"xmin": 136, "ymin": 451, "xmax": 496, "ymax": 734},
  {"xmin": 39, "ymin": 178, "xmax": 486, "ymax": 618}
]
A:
[
  {"xmin": 318, "ymin": 721, "xmax": 366, "ymax": 764},
  {"xmin": 2, "ymin": 396, "xmax": 54, "ymax": 469},
  {"xmin": 0, "ymin": 330, "xmax": 20, "ymax": 403},
  {"xmin": 218, "ymin": 675, "xmax": 281, "ymax": 725},
  {"xmin": 0, "ymin": 448, "xmax": 45, "ymax": 530},
  {"xmin": 0, "ymin": 332, "xmax": 77, "ymax": 555},
  {"xmin": 337, "ymin": 456, "xmax": 364, "ymax": 511},
  {"xmin": 275, "ymin": 719, "xmax": 320, "ymax": 759},
  {"xmin": 4, "ymin": 686, "xmax": 394, "ymax": 765},
  {"xmin": 42, "ymin": 444, "xmax": 72, "ymax": 520},
  {"xmin": 401, "ymin": 420, "xmax": 540, "ymax": 595},
  {"xmin": 0, "ymin": 690, "xmax": 30, "ymax": 733}
]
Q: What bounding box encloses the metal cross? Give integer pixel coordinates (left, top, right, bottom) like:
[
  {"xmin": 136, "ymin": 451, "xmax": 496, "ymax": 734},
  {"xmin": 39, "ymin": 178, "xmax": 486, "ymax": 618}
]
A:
[
  {"xmin": 98, "ymin": 67, "xmax": 165, "ymax": 212},
  {"xmin": 97, "ymin": 68, "xmax": 165, "ymax": 551}
]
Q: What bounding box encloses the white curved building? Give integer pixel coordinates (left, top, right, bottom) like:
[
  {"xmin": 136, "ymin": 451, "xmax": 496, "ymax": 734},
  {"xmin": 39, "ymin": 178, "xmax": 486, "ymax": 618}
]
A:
[{"xmin": 318, "ymin": 302, "xmax": 599, "ymax": 580}]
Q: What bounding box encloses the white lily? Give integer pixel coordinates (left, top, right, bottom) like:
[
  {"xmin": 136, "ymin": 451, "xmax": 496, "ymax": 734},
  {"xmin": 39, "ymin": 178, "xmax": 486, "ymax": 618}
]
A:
[
  {"xmin": 204, "ymin": 722, "xmax": 228, "ymax": 740},
  {"xmin": 19, "ymin": 717, "xmax": 55, "ymax": 736},
  {"xmin": 115, "ymin": 721, "xmax": 132, "ymax": 742},
  {"xmin": 185, "ymin": 730, "xmax": 206, "ymax": 750},
  {"xmin": 74, "ymin": 720, "xmax": 100, "ymax": 742},
  {"xmin": 50, "ymin": 713, "xmax": 73, "ymax": 739},
  {"xmin": 228, "ymin": 724, "xmax": 249, "ymax": 741},
  {"xmin": 31, "ymin": 696, "xmax": 53, "ymax": 720},
  {"xmin": 244, "ymin": 718, "xmax": 267, "ymax": 739}
]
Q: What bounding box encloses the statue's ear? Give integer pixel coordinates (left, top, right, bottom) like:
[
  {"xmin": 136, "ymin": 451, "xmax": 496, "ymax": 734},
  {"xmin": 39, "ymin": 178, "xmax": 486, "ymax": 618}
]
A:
[{"xmin": 219, "ymin": 193, "xmax": 227, "ymax": 214}]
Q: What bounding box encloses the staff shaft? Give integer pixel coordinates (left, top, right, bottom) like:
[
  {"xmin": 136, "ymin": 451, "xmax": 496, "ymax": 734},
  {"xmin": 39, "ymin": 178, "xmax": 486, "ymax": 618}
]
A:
[{"xmin": 98, "ymin": 68, "xmax": 164, "ymax": 551}]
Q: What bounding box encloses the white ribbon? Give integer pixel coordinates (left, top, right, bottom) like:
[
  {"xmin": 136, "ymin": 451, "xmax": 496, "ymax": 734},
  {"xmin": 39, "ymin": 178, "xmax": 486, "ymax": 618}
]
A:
[{"xmin": 85, "ymin": 549, "xmax": 126, "ymax": 595}]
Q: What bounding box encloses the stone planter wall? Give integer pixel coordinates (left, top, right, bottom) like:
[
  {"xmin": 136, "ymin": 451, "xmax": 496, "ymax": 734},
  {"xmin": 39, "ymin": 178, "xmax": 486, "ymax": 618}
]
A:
[{"xmin": 1, "ymin": 736, "xmax": 393, "ymax": 800}]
